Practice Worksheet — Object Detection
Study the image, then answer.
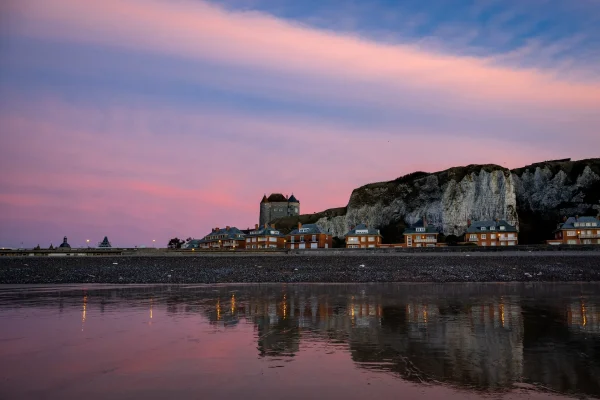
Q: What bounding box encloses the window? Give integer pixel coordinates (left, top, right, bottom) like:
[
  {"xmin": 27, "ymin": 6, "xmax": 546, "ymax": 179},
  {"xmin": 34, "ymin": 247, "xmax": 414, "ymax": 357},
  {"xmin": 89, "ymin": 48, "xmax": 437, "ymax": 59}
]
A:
[
  {"xmin": 300, "ymin": 236, "xmax": 305, "ymax": 242},
  {"xmin": 491, "ymin": 234, "xmax": 496, "ymax": 239},
  {"xmin": 416, "ymin": 227, "xmax": 425, "ymax": 232},
  {"xmin": 290, "ymin": 236, "xmax": 295, "ymax": 243},
  {"xmin": 586, "ymin": 223, "xmax": 591, "ymax": 227},
  {"xmin": 299, "ymin": 228, "xmax": 310, "ymax": 233},
  {"xmin": 469, "ymin": 234, "xmax": 477, "ymax": 241},
  {"xmin": 481, "ymin": 234, "xmax": 487, "ymax": 239},
  {"xmin": 368, "ymin": 237, "xmax": 375, "ymax": 242},
  {"xmin": 567, "ymin": 240, "xmax": 577, "ymax": 245},
  {"xmin": 500, "ymin": 226, "xmax": 505, "ymax": 230},
  {"xmin": 355, "ymin": 229, "xmax": 368, "ymax": 234},
  {"xmin": 481, "ymin": 227, "xmax": 486, "ymax": 231},
  {"xmin": 567, "ymin": 231, "xmax": 576, "ymax": 236},
  {"xmin": 490, "ymin": 226, "xmax": 495, "ymax": 231},
  {"xmin": 312, "ymin": 235, "xmax": 316, "ymax": 242},
  {"xmin": 361, "ymin": 237, "xmax": 365, "ymax": 242}
]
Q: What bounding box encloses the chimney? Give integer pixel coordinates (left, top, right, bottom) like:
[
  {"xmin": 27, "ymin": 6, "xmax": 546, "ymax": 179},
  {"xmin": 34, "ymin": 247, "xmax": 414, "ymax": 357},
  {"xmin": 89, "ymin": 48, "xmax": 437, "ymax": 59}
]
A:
[
  {"xmin": 563, "ymin": 216, "xmax": 567, "ymax": 222},
  {"xmin": 423, "ymin": 216, "xmax": 427, "ymax": 227},
  {"xmin": 350, "ymin": 225, "xmax": 355, "ymax": 230},
  {"xmin": 255, "ymin": 224, "xmax": 259, "ymax": 230},
  {"xmin": 298, "ymin": 222, "xmax": 302, "ymax": 230},
  {"xmin": 272, "ymin": 223, "xmax": 276, "ymax": 229},
  {"xmin": 467, "ymin": 219, "xmax": 472, "ymax": 227},
  {"xmin": 226, "ymin": 226, "xmax": 230, "ymax": 230},
  {"xmin": 264, "ymin": 223, "xmax": 268, "ymax": 229},
  {"xmin": 576, "ymin": 215, "xmax": 579, "ymax": 221}
]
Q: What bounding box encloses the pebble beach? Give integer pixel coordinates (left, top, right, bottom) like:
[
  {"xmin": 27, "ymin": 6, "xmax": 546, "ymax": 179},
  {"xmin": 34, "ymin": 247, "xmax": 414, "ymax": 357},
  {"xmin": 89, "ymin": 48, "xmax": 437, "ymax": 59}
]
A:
[{"xmin": 1, "ymin": 251, "xmax": 599, "ymax": 284}]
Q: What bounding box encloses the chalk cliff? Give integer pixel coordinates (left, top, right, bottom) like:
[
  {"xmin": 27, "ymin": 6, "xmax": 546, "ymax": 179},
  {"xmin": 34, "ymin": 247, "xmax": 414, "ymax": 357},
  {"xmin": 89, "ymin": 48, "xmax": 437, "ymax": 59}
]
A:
[{"xmin": 273, "ymin": 158, "xmax": 600, "ymax": 244}]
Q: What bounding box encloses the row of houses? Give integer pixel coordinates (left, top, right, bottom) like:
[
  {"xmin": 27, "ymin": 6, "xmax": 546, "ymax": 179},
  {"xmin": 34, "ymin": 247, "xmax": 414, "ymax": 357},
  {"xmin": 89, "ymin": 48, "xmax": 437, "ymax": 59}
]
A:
[{"xmin": 183, "ymin": 215, "xmax": 600, "ymax": 250}]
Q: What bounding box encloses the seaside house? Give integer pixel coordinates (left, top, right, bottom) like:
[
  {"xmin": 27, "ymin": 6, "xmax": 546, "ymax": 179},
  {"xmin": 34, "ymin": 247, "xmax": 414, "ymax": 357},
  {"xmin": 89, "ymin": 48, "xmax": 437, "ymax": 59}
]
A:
[
  {"xmin": 190, "ymin": 226, "xmax": 247, "ymax": 250},
  {"xmin": 344, "ymin": 224, "xmax": 382, "ymax": 248},
  {"xmin": 286, "ymin": 223, "xmax": 332, "ymax": 249},
  {"xmin": 547, "ymin": 216, "xmax": 600, "ymax": 245},
  {"xmin": 402, "ymin": 218, "xmax": 441, "ymax": 247},
  {"xmin": 245, "ymin": 223, "xmax": 286, "ymax": 249},
  {"xmin": 465, "ymin": 219, "xmax": 518, "ymax": 246}
]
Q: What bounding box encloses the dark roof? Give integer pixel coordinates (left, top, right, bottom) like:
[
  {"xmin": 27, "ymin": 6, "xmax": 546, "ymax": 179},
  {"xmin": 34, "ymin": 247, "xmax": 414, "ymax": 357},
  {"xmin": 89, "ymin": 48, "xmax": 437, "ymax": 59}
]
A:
[
  {"xmin": 201, "ymin": 227, "xmax": 246, "ymax": 241},
  {"xmin": 288, "ymin": 194, "xmax": 300, "ymax": 203},
  {"xmin": 288, "ymin": 224, "xmax": 330, "ymax": 235},
  {"xmin": 58, "ymin": 236, "xmax": 71, "ymax": 248},
  {"xmin": 403, "ymin": 219, "xmax": 439, "ymax": 234},
  {"xmin": 248, "ymin": 224, "xmax": 284, "ymax": 237},
  {"xmin": 267, "ymin": 193, "xmax": 287, "ymax": 202},
  {"xmin": 260, "ymin": 195, "xmax": 268, "ymax": 203},
  {"xmin": 466, "ymin": 220, "xmax": 517, "ymax": 233},
  {"xmin": 556, "ymin": 216, "xmax": 600, "ymax": 230},
  {"xmin": 98, "ymin": 236, "xmax": 112, "ymax": 248},
  {"xmin": 345, "ymin": 224, "xmax": 381, "ymax": 237}
]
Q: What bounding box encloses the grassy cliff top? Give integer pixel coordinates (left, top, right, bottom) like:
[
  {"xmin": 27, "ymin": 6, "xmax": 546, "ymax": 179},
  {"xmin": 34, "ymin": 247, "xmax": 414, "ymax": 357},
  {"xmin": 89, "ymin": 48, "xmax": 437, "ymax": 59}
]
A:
[{"xmin": 270, "ymin": 207, "xmax": 347, "ymax": 234}]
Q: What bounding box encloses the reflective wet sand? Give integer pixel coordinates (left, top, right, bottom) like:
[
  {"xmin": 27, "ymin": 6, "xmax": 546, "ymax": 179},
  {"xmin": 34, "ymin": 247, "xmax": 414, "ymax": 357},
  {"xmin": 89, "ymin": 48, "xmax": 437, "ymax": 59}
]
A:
[{"xmin": 0, "ymin": 283, "xmax": 599, "ymax": 400}]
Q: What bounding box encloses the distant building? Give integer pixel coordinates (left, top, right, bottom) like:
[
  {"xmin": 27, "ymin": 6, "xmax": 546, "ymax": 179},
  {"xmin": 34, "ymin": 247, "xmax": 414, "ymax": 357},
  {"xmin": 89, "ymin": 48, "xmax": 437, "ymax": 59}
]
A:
[
  {"xmin": 245, "ymin": 224, "xmax": 286, "ymax": 249},
  {"xmin": 98, "ymin": 236, "xmax": 112, "ymax": 248},
  {"xmin": 188, "ymin": 226, "xmax": 246, "ymax": 250},
  {"xmin": 259, "ymin": 193, "xmax": 300, "ymax": 226},
  {"xmin": 402, "ymin": 218, "xmax": 441, "ymax": 247},
  {"xmin": 345, "ymin": 224, "xmax": 382, "ymax": 248},
  {"xmin": 286, "ymin": 223, "xmax": 332, "ymax": 249},
  {"xmin": 547, "ymin": 216, "xmax": 600, "ymax": 245},
  {"xmin": 58, "ymin": 236, "xmax": 71, "ymax": 249},
  {"xmin": 465, "ymin": 219, "xmax": 518, "ymax": 246}
]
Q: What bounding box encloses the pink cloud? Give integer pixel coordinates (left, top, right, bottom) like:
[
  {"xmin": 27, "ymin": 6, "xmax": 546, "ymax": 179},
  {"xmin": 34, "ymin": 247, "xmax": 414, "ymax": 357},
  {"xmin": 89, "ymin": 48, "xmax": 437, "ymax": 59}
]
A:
[
  {"xmin": 0, "ymin": 95, "xmax": 572, "ymax": 247},
  {"xmin": 6, "ymin": 0, "xmax": 600, "ymax": 118}
]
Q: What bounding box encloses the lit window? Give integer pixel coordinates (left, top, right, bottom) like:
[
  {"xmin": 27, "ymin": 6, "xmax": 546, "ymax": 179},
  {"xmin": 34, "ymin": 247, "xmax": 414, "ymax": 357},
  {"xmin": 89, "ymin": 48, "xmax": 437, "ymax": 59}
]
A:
[{"xmin": 481, "ymin": 234, "xmax": 486, "ymax": 239}]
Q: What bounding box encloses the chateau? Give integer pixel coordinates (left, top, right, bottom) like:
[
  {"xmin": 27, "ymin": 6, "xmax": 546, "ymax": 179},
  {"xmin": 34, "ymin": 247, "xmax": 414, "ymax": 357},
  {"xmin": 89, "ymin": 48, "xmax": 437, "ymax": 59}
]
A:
[{"xmin": 259, "ymin": 193, "xmax": 300, "ymax": 226}]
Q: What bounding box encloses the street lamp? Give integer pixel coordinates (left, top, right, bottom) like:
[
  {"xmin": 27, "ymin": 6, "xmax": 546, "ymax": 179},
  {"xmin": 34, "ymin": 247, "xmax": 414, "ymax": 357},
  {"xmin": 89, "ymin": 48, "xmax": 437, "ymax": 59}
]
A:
[
  {"xmin": 86, "ymin": 239, "xmax": 90, "ymax": 248},
  {"xmin": 152, "ymin": 239, "xmax": 156, "ymax": 248}
]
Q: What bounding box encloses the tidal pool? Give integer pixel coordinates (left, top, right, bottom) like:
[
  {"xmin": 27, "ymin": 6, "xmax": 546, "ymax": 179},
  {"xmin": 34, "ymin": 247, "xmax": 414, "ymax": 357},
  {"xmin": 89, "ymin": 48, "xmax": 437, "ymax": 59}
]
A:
[{"xmin": 0, "ymin": 283, "xmax": 599, "ymax": 400}]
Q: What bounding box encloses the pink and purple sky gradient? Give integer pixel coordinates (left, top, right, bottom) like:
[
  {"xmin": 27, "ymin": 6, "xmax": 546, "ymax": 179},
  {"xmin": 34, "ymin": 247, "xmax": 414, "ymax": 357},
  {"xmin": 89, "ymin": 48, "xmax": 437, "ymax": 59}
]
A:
[{"xmin": 1, "ymin": 0, "xmax": 599, "ymax": 247}]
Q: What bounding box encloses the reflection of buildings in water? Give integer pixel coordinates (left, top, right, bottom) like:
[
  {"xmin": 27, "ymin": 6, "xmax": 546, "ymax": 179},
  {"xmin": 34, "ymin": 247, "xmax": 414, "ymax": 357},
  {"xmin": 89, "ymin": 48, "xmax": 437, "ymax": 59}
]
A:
[
  {"xmin": 567, "ymin": 299, "xmax": 600, "ymax": 333},
  {"xmin": 522, "ymin": 299, "xmax": 600, "ymax": 396},
  {"xmin": 363, "ymin": 300, "xmax": 525, "ymax": 390}
]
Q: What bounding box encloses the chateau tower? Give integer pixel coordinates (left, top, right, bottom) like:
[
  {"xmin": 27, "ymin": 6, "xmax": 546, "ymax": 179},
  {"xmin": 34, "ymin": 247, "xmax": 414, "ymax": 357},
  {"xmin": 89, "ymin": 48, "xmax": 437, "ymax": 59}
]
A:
[{"xmin": 259, "ymin": 193, "xmax": 300, "ymax": 226}]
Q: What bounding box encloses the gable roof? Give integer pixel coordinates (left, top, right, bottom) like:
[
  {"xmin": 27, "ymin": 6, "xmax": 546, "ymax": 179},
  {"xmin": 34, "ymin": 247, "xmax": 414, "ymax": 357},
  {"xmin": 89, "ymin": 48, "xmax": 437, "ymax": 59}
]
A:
[
  {"xmin": 288, "ymin": 224, "xmax": 330, "ymax": 235},
  {"xmin": 248, "ymin": 224, "xmax": 284, "ymax": 237},
  {"xmin": 557, "ymin": 216, "xmax": 600, "ymax": 230},
  {"xmin": 403, "ymin": 219, "xmax": 439, "ymax": 234},
  {"xmin": 201, "ymin": 226, "xmax": 246, "ymax": 240},
  {"xmin": 466, "ymin": 220, "xmax": 517, "ymax": 233},
  {"xmin": 345, "ymin": 224, "xmax": 381, "ymax": 237}
]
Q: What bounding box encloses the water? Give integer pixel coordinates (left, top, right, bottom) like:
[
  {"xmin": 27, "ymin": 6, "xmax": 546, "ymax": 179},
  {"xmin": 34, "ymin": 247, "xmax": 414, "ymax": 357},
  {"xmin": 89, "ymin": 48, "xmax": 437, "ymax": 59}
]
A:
[{"xmin": 0, "ymin": 283, "xmax": 599, "ymax": 400}]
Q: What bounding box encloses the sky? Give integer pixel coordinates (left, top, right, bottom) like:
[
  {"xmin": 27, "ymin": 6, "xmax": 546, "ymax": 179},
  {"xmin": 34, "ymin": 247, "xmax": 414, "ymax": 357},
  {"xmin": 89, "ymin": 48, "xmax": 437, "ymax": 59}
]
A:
[{"xmin": 0, "ymin": 0, "xmax": 599, "ymax": 248}]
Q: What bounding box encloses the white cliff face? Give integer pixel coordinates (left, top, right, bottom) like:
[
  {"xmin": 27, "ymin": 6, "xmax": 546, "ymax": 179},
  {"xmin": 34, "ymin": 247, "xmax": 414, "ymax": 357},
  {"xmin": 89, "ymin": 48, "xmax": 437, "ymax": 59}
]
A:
[
  {"xmin": 316, "ymin": 162, "xmax": 599, "ymax": 239},
  {"xmin": 318, "ymin": 170, "xmax": 518, "ymax": 238},
  {"xmin": 513, "ymin": 165, "xmax": 599, "ymax": 212}
]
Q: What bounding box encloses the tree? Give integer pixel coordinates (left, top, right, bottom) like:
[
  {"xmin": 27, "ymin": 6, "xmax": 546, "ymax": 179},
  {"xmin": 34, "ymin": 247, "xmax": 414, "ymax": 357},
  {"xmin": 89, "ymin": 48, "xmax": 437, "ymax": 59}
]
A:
[
  {"xmin": 444, "ymin": 235, "xmax": 460, "ymax": 246},
  {"xmin": 168, "ymin": 237, "xmax": 185, "ymax": 249}
]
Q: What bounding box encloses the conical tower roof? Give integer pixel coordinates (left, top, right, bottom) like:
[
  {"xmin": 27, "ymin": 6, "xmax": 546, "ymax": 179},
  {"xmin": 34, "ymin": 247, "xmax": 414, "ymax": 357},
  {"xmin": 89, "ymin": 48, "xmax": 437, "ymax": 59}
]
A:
[
  {"xmin": 98, "ymin": 236, "xmax": 112, "ymax": 248},
  {"xmin": 288, "ymin": 193, "xmax": 300, "ymax": 203},
  {"xmin": 261, "ymin": 194, "xmax": 268, "ymax": 203}
]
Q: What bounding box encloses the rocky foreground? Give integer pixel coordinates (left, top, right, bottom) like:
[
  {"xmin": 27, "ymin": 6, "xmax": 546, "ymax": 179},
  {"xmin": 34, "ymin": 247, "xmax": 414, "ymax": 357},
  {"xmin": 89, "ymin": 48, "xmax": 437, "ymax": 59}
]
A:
[{"xmin": 0, "ymin": 252, "xmax": 599, "ymax": 284}]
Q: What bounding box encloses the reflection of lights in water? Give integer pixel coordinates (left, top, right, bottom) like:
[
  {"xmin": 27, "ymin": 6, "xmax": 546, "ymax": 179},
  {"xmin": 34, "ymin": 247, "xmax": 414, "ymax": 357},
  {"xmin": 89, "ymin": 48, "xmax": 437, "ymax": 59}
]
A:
[
  {"xmin": 282, "ymin": 294, "xmax": 287, "ymax": 319},
  {"xmin": 81, "ymin": 295, "xmax": 88, "ymax": 331},
  {"xmin": 500, "ymin": 303, "xmax": 505, "ymax": 327},
  {"xmin": 150, "ymin": 298, "xmax": 153, "ymax": 321},
  {"xmin": 217, "ymin": 300, "xmax": 221, "ymax": 320},
  {"xmin": 231, "ymin": 294, "xmax": 236, "ymax": 313},
  {"xmin": 582, "ymin": 301, "xmax": 587, "ymax": 327},
  {"xmin": 423, "ymin": 305, "xmax": 428, "ymax": 324}
]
